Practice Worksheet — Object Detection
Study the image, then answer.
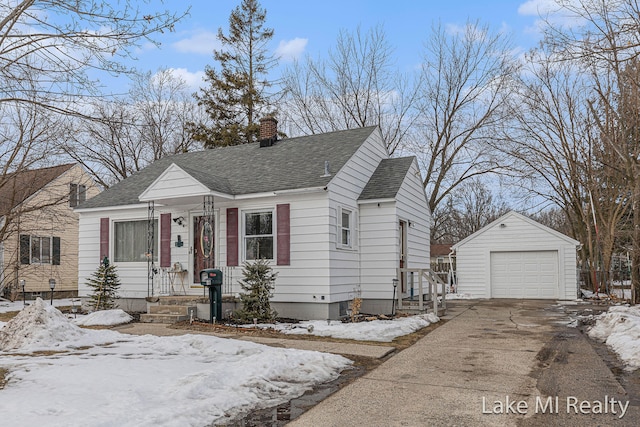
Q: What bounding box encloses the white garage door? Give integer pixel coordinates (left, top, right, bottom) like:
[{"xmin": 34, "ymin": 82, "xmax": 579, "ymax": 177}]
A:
[{"xmin": 490, "ymin": 251, "xmax": 558, "ymax": 298}]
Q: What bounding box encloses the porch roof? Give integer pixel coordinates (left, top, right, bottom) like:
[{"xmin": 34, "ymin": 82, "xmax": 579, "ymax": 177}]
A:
[
  {"xmin": 358, "ymin": 157, "xmax": 415, "ymax": 201},
  {"xmin": 78, "ymin": 126, "xmax": 377, "ymax": 209}
]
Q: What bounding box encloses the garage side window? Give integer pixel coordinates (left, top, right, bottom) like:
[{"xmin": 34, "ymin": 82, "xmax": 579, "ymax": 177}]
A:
[
  {"xmin": 114, "ymin": 220, "xmax": 157, "ymax": 262},
  {"xmin": 244, "ymin": 211, "xmax": 273, "ymax": 260}
]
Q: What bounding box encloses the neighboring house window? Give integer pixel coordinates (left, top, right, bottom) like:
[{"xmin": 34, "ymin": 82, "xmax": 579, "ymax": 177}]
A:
[
  {"xmin": 114, "ymin": 220, "xmax": 158, "ymax": 262},
  {"xmin": 19, "ymin": 235, "xmax": 60, "ymax": 265},
  {"xmin": 339, "ymin": 207, "xmax": 353, "ymax": 248},
  {"xmin": 244, "ymin": 211, "xmax": 273, "ymax": 260},
  {"xmin": 69, "ymin": 183, "xmax": 86, "ymax": 207}
]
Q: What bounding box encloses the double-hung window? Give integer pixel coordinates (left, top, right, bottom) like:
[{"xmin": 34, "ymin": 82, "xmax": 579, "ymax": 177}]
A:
[
  {"xmin": 244, "ymin": 211, "xmax": 273, "ymax": 260},
  {"xmin": 339, "ymin": 207, "xmax": 353, "ymax": 248},
  {"xmin": 69, "ymin": 183, "xmax": 87, "ymax": 207},
  {"xmin": 114, "ymin": 220, "xmax": 157, "ymax": 262}
]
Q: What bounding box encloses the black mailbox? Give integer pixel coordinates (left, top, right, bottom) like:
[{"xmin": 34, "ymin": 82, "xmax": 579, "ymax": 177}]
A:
[
  {"xmin": 200, "ymin": 268, "xmax": 223, "ymax": 286},
  {"xmin": 199, "ymin": 268, "xmax": 223, "ymax": 324}
]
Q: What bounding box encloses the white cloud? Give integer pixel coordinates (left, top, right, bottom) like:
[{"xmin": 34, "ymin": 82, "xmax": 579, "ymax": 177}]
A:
[
  {"xmin": 275, "ymin": 37, "xmax": 308, "ymax": 61},
  {"xmin": 164, "ymin": 67, "xmax": 206, "ymax": 90},
  {"xmin": 172, "ymin": 30, "xmax": 220, "ymax": 55},
  {"xmin": 518, "ymin": 0, "xmax": 562, "ymax": 16},
  {"xmin": 518, "ymin": 0, "xmax": 585, "ymax": 30}
]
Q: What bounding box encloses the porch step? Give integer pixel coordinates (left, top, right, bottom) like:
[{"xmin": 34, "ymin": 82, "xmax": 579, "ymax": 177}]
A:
[
  {"xmin": 140, "ymin": 302, "xmax": 198, "ymax": 324},
  {"xmin": 148, "ymin": 305, "xmax": 196, "ymax": 316},
  {"xmin": 139, "ymin": 313, "xmax": 191, "ymax": 323}
]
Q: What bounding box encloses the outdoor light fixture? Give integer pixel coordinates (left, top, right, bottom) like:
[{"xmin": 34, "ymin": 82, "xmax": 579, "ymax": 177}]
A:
[
  {"xmin": 500, "ymin": 223, "xmax": 506, "ymax": 228},
  {"xmin": 173, "ymin": 216, "xmax": 186, "ymax": 226},
  {"xmin": 49, "ymin": 279, "xmax": 56, "ymax": 305},
  {"xmin": 20, "ymin": 279, "xmax": 26, "ymax": 306}
]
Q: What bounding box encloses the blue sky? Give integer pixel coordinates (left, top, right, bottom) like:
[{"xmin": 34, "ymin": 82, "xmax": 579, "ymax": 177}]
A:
[{"xmin": 121, "ymin": 0, "xmax": 556, "ymax": 91}]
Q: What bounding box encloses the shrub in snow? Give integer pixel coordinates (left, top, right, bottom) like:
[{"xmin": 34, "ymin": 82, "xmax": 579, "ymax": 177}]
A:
[
  {"xmin": 85, "ymin": 257, "xmax": 121, "ymax": 311},
  {"xmin": 234, "ymin": 259, "xmax": 278, "ymax": 322}
]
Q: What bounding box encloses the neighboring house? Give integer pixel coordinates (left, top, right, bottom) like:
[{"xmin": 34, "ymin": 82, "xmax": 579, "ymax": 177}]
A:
[
  {"xmin": 0, "ymin": 164, "xmax": 101, "ymax": 300},
  {"xmin": 75, "ymin": 119, "xmax": 432, "ymax": 319},
  {"xmin": 430, "ymin": 243, "xmax": 455, "ymax": 271},
  {"xmin": 452, "ymin": 211, "xmax": 580, "ymax": 300}
]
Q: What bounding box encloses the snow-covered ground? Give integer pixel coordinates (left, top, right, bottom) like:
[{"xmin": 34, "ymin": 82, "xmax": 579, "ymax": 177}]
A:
[
  {"xmin": 246, "ymin": 312, "xmax": 439, "ymax": 342},
  {"xmin": 0, "ymin": 299, "xmax": 352, "ymax": 426},
  {"xmin": 588, "ymin": 305, "xmax": 640, "ymax": 371},
  {"xmin": 0, "ymin": 298, "xmax": 442, "ymax": 426}
]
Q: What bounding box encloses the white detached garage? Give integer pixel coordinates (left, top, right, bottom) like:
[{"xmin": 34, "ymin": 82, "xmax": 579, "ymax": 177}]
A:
[{"xmin": 452, "ymin": 211, "xmax": 580, "ymax": 300}]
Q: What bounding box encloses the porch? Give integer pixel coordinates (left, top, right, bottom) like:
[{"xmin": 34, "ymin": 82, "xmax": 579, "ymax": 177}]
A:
[{"xmin": 396, "ymin": 268, "xmax": 448, "ymax": 316}]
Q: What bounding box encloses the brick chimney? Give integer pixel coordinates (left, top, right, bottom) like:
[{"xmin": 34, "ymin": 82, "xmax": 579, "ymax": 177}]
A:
[{"xmin": 259, "ymin": 116, "xmax": 278, "ymax": 147}]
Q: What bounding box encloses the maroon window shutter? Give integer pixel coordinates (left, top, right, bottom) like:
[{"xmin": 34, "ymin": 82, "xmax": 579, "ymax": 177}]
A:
[
  {"xmin": 277, "ymin": 204, "xmax": 290, "ymax": 266},
  {"xmin": 99, "ymin": 218, "xmax": 109, "ymax": 261},
  {"xmin": 160, "ymin": 213, "xmax": 171, "ymax": 268},
  {"xmin": 227, "ymin": 208, "xmax": 239, "ymax": 266}
]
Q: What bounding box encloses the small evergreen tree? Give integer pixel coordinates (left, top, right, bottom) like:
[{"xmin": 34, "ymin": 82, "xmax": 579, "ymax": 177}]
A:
[
  {"xmin": 234, "ymin": 259, "xmax": 277, "ymax": 322},
  {"xmin": 86, "ymin": 257, "xmax": 121, "ymax": 310}
]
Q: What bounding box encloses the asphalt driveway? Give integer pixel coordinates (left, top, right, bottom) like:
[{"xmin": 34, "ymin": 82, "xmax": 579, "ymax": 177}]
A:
[{"xmin": 288, "ymin": 299, "xmax": 640, "ymax": 427}]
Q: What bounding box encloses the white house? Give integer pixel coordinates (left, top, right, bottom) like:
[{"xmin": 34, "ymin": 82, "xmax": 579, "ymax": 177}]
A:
[
  {"xmin": 76, "ymin": 119, "xmax": 431, "ymax": 319},
  {"xmin": 452, "ymin": 211, "xmax": 580, "ymax": 300}
]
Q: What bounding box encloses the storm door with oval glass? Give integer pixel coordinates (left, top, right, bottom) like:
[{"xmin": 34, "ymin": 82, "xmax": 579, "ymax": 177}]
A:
[{"xmin": 193, "ymin": 215, "xmax": 215, "ymax": 283}]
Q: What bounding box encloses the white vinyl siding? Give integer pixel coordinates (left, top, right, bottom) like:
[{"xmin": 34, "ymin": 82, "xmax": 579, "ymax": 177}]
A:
[
  {"xmin": 359, "ymin": 159, "xmax": 430, "ymax": 300},
  {"xmin": 453, "ymin": 212, "xmax": 579, "ymax": 300}
]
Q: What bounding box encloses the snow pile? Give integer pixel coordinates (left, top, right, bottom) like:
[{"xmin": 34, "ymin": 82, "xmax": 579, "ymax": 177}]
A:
[
  {"xmin": 0, "ymin": 298, "xmax": 352, "ymax": 426},
  {"xmin": 0, "ymin": 298, "xmax": 93, "ymax": 352},
  {"xmin": 251, "ymin": 312, "xmax": 440, "ymax": 342},
  {"xmin": 588, "ymin": 305, "xmax": 640, "ymax": 371},
  {"xmin": 72, "ymin": 309, "xmax": 133, "ymax": 326}
]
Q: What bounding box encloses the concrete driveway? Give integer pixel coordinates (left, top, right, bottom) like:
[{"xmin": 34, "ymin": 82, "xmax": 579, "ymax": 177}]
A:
[{"xmin": 288, "ymin": 300, "xmax": 639, "ymax": 427}]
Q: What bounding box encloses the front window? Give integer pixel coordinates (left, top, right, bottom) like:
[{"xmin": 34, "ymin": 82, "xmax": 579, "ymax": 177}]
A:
[
  {"xmin": 114, "ymin": 220, "xmax": 157, "ymax": 262},
  {"xmin": 244, "ymin": 211, "xmax": 273, "ymax": 260},
  {"xmin": 339, "ymin": 208, "xmax": 352, "ymax": 248}
]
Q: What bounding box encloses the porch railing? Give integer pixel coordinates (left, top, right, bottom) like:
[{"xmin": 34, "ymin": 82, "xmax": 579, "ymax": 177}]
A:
[
  {"xmin": 155, "ymin": 266, "xmax": 241, "ymax": 296},
  {"xmin": 397, "ymin": 268, "xmax": 447, "ymax": 314}
]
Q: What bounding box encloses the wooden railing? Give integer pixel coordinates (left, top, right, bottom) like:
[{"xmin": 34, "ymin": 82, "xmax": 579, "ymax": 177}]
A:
[{"xmin": 397, "ymin": 268, "xmax": 447, "ymax": 314}]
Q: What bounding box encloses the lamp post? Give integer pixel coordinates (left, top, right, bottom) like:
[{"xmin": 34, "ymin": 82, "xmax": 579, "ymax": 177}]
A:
[
  {"xmin": 49, "ymin": 279, "xmax": 56, "ymax": 305},
  {"xmin": 392, "ymin": 278, "xmax": 398, "ymax": 316},
  {"xmin": 20, "ymin": 279, "xmax": 26, "ymax": 306}
]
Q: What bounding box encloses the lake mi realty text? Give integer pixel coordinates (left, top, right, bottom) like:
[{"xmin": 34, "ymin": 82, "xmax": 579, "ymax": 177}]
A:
[{"xmin": 482, "ymin": 395, "xmax": 629, "ymax": 419}]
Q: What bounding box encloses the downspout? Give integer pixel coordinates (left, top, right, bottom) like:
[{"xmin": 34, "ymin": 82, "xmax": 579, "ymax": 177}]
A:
[{"xmin": 448, "ymin": 249, "xmax": 456, "ymax": 293}]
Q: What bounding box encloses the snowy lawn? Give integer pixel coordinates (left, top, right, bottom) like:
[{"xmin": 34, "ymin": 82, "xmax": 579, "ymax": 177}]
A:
[
  {"xmin": 588, "ymin": 305, "xmax": 640, "ymax": 371},
  {"xmin": 0, "ymin": 299, "xmax": 351, "ymax": 427},
  {"xmin": 246, "ymin": 312, "xmax": 439, "ymax": 342}
]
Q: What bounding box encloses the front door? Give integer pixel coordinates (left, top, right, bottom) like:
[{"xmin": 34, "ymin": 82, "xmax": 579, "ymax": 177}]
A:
[
  {"xmin": 193, "ymin": 215, "xmax": 215, "ymax": 283},
  {"xmin": 399, "ymin": 220, "xmax": 407, "ymax": 293}
]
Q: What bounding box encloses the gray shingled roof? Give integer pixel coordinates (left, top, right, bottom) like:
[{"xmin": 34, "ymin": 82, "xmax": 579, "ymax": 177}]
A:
[
  {"xmin": 358, "ymin": 157, "xmax": 416, "ymax": 200},
  {"xmin": 79, "ymin": 126, "xmax": 378, "ymax": 209}
]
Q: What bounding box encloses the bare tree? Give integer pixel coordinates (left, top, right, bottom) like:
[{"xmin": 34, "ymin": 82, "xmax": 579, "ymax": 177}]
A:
[
  {"xmin": 281, "ymin": 25, "xmax": 420, "ymax": 154},
  {"xmin": 64, "ymin": 70, "xmax": 206, "ymax": 188},
  {"xmin": 538, "ymin": 0, "xmax": 640, "ymax": 301},
  {"xmin": 0, "ymin": 1, "xmax": 188, "ymax": 118},
  {"xmin": 433, "ymin": 178, "xmax": 510, "ymax": 243},
  {"xmin": 408, "ymin": 21, "xmax": 518, "ymax": 215}
]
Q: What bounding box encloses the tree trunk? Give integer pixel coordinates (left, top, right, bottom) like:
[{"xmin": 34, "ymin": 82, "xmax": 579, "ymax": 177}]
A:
[{"xmin": 633, "ymin": 171, "xmax": 640, "ymax": 304}]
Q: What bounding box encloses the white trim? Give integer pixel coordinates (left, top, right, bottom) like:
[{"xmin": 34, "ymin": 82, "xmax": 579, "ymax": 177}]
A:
[
  {"xmin": 241, "ymin": 208, "xmax": 276, "ymax": 262},
  {"xmin": 453, "ymin": 210, "xmax": 580, "ymax": 250},
  {"xmin": 357, "ymin": 198, "xmax": 396, "ymax": 205}
]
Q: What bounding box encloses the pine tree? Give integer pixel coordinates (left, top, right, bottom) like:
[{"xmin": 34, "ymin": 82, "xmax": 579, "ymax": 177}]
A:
[
  {"xmin": 235, "ymin": 259, "xmax": 277, "ymax": 322},
  {"xmin": 86, "ymin": 257, "xmax": 121, "ymax": 311},
  {"xmin": 189, "ymin": 0, "xmax": 277, "ymax": 148}
]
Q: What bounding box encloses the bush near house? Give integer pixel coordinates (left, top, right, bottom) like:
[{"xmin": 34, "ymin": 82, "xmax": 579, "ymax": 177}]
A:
[
  {"xmin": 234, "ymin": 259, "xmax": 277, "ymax": 322},
  {"xmin": 86, "ymin": 257, "xmax": 121, "ymax": 311}
]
